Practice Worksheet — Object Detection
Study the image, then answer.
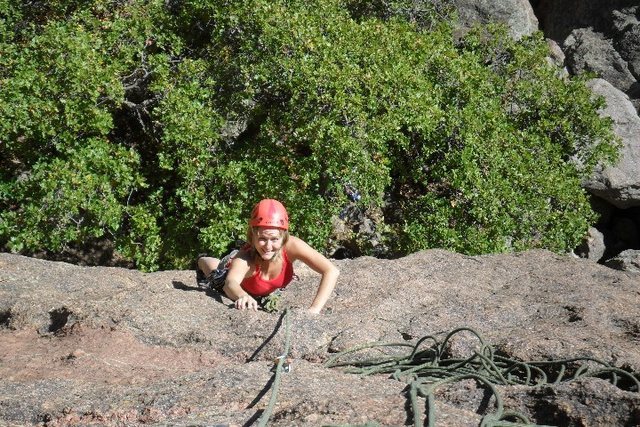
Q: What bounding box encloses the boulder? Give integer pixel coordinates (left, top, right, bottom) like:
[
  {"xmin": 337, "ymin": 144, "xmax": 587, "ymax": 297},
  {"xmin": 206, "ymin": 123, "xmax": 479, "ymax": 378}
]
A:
[
  {"xmin": 1, "ymin": 250, "xmax": 639, "ymax": 426},
  {"xmin": 452, "ymin": 0, "xmax": 539, "ymax": 39},
  {"xmin": 564, "ymin": 28, "xmax": 637, "ymax": 94},
  {"xmin": 605, "ymin": 248, "xmax": 640, "ymax": 272},
  {"xmin": 534, "ymin": 1, "xmax": 640, "ymax": 108},
  {"xmin": 583, "ymin": 78, "xmax": 640, "ymax": 208},
  {"xmin": 612, "ymin": 6, "xmax": 640, "ymax": 81},
  {"xmin": 574, "ymin": 226, "xmax": 606, "ymax": 261}
]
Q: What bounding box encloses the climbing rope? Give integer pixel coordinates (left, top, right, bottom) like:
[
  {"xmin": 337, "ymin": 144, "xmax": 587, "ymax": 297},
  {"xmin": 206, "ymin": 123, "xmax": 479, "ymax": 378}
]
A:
[
  {"xmin": 325, "ymin": 327, "xmax": 640, "ymax": 427},
  {"xmin": 256, "ymin": 307, "xmax": 292, "ymax": 427}
]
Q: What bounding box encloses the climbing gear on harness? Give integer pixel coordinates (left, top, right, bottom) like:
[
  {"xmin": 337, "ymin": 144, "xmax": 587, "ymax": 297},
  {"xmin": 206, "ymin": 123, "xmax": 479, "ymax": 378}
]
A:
[
  {"xmin": 195, "ymin": 250, "xmax": 239, "ymax": 290},
  {"xmin": 207, "ymin": 267, "xmax": 228, "ymax": 291},
  {"xmin": 250, "ymin": 199, "xmax": 289, "ymax": 230}
]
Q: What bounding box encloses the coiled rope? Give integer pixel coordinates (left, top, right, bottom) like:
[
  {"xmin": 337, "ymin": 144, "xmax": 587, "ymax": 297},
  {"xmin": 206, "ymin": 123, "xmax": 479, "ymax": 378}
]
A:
[
  {"xmin": 325, "ymin": 327, "xmax": 640, "ymax": 427},
  {"xmin": 256, "ymin": 307, "xmax": 292, "ymax": 427}
]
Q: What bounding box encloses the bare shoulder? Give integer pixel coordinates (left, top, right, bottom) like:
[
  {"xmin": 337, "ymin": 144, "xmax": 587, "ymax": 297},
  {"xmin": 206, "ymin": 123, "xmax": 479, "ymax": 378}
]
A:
[
  {"xmin": 285, "ymin": 235, "xmax": 334, "ymax": 270},
  {"xmin": 285, "ymin": 235, "xmax": 338, "ymax": 276},
  {"xmin": 286, "ymin": 235, "xmax": 306, "ymax": 247},
  {"xmin": 285, "ymin": 235, "xmax": 313, "ymax": 258}
]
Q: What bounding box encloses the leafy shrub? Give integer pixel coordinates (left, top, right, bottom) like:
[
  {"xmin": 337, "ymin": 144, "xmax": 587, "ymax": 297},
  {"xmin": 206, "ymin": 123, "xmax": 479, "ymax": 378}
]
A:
[{"xmin": 0, "ymin": 0, "xmax": 619, "ymax": 270}]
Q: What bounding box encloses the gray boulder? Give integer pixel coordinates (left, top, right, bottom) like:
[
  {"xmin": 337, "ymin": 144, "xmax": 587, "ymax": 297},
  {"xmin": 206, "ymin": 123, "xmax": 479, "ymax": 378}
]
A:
[
  {"xmin": 574, "ymin": 226, "xmax": 606, "ymax": 261},
  {"xmin": 612, "ymin": 6, "xmax": 640, "ymax": 81},
  {"xmin": 534, "ymin": 1, "xmax": 640, "ymax": 109},
  {"xmin": 605, "ymin": 248, "xmax": 640, "ymax": 272},
  {"xmin": 583, "ymin": 78, "xmax": 640, "ymax": 208},
  {"xmin": 452, "ymin": 0, "xmax": 539, "ymax": 39},
  {"xmin": 564, "ymin": 28, "xmax": 637, "ymax": 95}
]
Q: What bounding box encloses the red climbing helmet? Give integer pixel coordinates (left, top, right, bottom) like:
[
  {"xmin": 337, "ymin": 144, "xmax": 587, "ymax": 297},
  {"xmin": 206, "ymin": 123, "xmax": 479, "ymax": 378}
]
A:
[{"xmin": 249, "ymin": 199, "xmax": 289, "ymax": 230}]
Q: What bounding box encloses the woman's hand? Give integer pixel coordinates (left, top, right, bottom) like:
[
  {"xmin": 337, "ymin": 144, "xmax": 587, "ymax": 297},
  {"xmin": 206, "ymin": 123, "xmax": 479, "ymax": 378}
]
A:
[
  {"xmin": 235, "ymin": 294, "xmax": 259, "ymax": 311},
  {"xmin": 222, "ymin": 254, "xmax": 257, "ymax": 311}
]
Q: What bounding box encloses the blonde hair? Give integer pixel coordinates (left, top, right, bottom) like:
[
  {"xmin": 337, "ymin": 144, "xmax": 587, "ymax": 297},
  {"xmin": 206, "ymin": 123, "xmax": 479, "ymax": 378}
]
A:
[{"xmin": 246, "ymin": 226, "xmax": 289, "ymax": 257}]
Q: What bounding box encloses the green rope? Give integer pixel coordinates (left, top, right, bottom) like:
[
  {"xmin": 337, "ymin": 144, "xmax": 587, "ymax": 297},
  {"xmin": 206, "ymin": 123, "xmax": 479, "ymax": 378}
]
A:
[
  {"xmin": 257, "ymin": 307, "xmax": 292, "ymax": 427},
  {"xmin": 261, "ymin": 290, "xmax": 282, "ymax": 313},
  {"xmin": 322, "ymin": 423, "xmax": 381, "ymax": 427},
  {"xmin": 325, "ymin": 326, "xmax": 640, "ymax": 426}
]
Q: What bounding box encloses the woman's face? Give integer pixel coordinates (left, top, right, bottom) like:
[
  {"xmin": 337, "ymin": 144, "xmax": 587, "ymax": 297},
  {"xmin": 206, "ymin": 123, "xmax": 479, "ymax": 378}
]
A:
[{"xmin": 253, "ymin": 227, "xmax": 284, "ymax": 260}]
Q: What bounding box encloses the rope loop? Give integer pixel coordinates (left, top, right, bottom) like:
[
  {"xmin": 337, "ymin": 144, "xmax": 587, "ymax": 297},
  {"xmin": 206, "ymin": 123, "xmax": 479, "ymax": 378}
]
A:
[{"xmin": 326, "ymin": 326, "xmax": 640, "ymax": 426}]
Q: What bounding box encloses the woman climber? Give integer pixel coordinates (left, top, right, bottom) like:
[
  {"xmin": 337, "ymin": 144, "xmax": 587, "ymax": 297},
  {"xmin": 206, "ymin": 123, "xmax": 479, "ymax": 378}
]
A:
[{"xmin": 196, "ymin": 199, "xmax": 339, "ymax": 314}]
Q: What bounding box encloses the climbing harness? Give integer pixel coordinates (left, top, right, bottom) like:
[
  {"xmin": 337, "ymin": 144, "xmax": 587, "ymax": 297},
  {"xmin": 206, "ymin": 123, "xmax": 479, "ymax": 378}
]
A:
[
  {"xmin": 325, "ymin": 326, "xmax": 640, "ymax": 427},
  {"xmin": 195, "ymin": 249, "xmax": 239, "ymax": 290}
]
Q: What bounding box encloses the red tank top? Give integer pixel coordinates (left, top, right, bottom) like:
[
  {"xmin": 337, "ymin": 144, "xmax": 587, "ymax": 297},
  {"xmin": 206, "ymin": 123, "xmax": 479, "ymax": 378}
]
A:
[{"xmin": 241, "ymin": 248, "xmax": 294, "ymax": 297}]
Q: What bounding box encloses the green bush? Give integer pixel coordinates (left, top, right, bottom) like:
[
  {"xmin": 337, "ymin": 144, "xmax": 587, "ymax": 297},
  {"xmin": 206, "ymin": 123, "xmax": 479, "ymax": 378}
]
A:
[
  {"xmin": 389, "ymin": 25, "xmax": 619, "ymax": 255},
  {"xmin": 0, "ymin": 0, "xmax": 619, "ymax": 270}
]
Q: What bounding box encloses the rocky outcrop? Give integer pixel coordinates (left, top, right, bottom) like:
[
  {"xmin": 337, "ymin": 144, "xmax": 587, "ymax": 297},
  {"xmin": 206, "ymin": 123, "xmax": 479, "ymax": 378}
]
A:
[
  {"xmin": 1, "ymin": 252, "xmax": 639, "ymax": 426},
  {"xmin": 451, "ymin": 0, "xmax": 640, "ymax": 269},
  {"xmin": 565, "ymin": 29, "xmax": 638, "ymax": 96},
  {"xmin": 583, "ymin": 79, "xmax": 640, "ymax": 209},
  {"xmin": 605, "ymin": 248, "xmax": 640, "ymax": 272},
  {"xmin": 452, "ymin": 0, "xmax": 539, "ymax": 39}
]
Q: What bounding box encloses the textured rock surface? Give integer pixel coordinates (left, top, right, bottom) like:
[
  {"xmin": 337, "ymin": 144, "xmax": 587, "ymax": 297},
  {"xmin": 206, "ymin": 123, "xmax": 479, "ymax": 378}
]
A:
[
  {"xmin": 605, "ymin": 249, "xmax": 640, "ymax": 272},
  {"xmin": 565, "ymin": 29, "xmax": 637, "ymax": 94},
  {"xmin": 1, "ymin": 251, "xmax": 639, "ymax": 426},
  {"xmin": 452, "ymin": 0, "xmax": 539, "ymax": 40},
  {"xmin": 584, "ymin": 78, "xmax": 640, "ymax": 209}
]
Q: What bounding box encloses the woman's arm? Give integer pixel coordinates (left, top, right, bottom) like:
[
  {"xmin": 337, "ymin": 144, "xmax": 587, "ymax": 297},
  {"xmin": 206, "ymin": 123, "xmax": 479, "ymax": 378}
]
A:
[
  {"xmin": 287, "ymin": 236, "xmax": 339, "ymax": 314},
  {"xmin": 223, "ymin": 253, "xmax": 258, "ymax": 311}
]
